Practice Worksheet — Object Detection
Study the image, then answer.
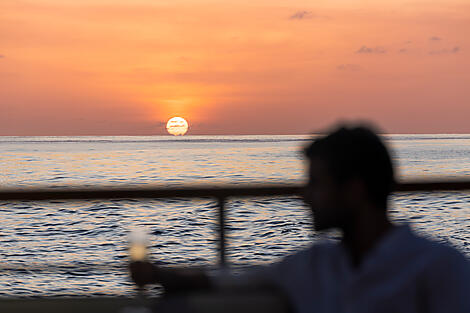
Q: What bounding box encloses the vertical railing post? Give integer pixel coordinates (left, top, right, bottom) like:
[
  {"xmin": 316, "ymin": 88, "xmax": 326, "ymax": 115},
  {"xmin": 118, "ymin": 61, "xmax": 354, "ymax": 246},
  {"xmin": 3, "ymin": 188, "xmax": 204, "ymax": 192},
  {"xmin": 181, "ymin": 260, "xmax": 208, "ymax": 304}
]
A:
[{"xmin": 217, "ymin": 196, "xmax": 226, "ymax": 266}]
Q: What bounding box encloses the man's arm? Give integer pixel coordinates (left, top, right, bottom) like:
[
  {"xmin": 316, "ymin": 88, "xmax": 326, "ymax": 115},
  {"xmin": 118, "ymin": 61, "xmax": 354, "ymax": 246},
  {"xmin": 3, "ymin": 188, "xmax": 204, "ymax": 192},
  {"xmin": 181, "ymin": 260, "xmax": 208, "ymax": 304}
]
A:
[{"xmin": 129, "ymin": 260, "xmax": 280, "ymax": 293}]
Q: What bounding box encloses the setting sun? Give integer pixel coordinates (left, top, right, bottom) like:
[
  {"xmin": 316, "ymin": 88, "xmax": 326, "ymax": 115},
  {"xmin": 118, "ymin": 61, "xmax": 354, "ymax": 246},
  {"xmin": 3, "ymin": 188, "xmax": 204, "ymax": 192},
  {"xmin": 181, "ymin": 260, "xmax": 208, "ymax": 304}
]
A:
[{"xmin": 166, "ymin": 117, "xmax": 189, "ymax": 136}]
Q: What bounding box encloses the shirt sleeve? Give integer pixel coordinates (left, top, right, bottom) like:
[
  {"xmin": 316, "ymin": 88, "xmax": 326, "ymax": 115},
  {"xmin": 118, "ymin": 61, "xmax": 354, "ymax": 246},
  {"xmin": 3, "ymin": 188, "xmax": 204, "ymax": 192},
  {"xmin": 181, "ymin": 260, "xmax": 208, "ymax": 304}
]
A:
[
  {"xmin": 208, "ymin": 245, "xmax": 316, "ymax": 291},
  {"xmin": 207, "ymin": 265, "xmax": 275, "ymax": 290}
]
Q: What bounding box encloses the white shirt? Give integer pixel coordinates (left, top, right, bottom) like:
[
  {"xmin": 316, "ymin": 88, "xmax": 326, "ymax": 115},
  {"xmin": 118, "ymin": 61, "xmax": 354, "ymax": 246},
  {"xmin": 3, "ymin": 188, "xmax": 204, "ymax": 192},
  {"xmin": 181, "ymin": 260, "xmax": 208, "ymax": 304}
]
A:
[{"xmin": 213, "ymin": 225, "xmax": 470, "ymax": 313}]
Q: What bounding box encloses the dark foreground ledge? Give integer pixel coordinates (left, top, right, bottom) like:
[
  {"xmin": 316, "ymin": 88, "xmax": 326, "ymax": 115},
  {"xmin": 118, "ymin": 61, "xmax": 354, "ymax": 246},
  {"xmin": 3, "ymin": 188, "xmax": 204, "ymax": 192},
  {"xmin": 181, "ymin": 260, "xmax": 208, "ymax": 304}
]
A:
[{"xmin": 0, "ymin": 291, "xmax": 289, "ymax": 313}]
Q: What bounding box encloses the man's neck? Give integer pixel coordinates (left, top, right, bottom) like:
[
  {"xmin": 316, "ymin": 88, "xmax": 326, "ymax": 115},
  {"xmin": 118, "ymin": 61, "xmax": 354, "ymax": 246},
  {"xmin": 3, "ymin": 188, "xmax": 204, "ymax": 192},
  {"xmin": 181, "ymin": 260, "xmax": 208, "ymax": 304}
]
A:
[{"xmin": 341, "ymin": 207, "xmax": 393, "ymax": 268}]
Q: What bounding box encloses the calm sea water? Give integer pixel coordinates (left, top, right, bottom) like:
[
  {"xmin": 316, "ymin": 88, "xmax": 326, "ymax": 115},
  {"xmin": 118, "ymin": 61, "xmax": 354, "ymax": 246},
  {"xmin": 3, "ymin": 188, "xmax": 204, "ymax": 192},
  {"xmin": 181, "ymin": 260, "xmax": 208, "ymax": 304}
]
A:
[{"xmin": 0, "ymin": 135, "xmax": 469, "ymax": 297}]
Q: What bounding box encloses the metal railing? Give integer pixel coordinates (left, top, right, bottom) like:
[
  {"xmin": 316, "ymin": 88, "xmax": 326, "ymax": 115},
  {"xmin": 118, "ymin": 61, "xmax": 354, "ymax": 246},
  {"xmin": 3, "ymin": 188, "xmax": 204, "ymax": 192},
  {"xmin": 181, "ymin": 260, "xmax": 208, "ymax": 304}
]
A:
[{"xmin": 2, "ymin": 180, "xmax": 470, "ymax": 266}]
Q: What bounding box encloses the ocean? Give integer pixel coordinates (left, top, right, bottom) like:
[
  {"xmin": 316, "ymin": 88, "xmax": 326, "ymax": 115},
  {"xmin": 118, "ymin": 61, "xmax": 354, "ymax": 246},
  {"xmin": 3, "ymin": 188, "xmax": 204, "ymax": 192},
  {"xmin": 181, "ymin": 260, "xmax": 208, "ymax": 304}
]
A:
[{"xmin": 0, "ymin": 135, "xmax": 469, "ymax": 297}]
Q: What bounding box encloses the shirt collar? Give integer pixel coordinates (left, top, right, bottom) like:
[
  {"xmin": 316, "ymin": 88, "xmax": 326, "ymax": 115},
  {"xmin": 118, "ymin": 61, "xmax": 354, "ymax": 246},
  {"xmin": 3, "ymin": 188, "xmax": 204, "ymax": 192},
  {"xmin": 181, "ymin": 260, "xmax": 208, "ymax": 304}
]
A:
[{"xmin": 339, "ymin": 223, "xmax": 414, "ymax": 272}]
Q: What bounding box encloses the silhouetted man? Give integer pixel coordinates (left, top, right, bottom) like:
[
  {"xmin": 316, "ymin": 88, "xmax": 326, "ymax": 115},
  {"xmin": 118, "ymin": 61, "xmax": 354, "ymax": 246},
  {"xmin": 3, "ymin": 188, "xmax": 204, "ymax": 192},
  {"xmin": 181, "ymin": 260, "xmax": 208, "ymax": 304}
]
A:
[{"xmin": 130, "ymin": 125, "xmax": 470, "ymax": 313}]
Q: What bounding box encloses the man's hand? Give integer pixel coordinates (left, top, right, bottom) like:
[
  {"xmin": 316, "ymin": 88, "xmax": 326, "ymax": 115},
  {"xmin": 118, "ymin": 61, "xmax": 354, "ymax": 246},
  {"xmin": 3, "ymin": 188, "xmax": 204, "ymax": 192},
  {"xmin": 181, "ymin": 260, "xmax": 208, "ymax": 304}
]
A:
[{"xmin": 129, "ymin": 261, "xmax": 158, "ymax": 287}]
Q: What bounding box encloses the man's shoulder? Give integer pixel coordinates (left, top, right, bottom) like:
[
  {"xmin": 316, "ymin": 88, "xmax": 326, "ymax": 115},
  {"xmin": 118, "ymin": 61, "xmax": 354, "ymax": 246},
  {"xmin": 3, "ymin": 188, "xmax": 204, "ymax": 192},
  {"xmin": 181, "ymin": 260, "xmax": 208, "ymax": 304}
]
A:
[
  {"xmin": 403, "ymin": 226, "xmax": 469, "ymax": 269},
  {"xmin": 406, "ymin": 230, "xmax": 470, "ymax": 300},
  {"xmin": 266, "ymin": 240, "xmax": 342, "ymax": 284},
  {"xmin": 424, "ymin": 238, "xmax": 468, "ymax": 266}
]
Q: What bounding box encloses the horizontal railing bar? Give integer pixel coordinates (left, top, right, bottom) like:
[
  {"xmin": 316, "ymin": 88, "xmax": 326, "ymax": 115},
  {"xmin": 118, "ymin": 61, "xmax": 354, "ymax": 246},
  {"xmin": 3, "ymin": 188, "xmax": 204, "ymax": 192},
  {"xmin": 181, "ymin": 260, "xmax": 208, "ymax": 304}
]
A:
[
  {"xmin": 0, "ymin": 180, "xmax": 470, "ymax": 201},
  {"xmin": 394, "ymin": 181, "xmax": 470, "ymax": 192}
]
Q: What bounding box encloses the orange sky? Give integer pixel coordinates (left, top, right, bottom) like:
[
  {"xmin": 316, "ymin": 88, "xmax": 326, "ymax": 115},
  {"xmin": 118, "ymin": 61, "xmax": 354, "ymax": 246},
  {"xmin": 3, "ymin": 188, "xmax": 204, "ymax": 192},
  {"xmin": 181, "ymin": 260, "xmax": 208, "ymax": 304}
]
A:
[{"xmin": 1, "ymin": 0, "xmax": 469, "ymax": 135}]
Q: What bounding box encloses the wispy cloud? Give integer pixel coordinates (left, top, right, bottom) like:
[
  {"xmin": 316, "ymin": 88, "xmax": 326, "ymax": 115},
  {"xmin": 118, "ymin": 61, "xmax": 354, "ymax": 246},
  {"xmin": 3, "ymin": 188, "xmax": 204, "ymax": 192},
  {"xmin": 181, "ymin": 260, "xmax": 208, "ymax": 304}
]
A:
[
  {"xmin": 429, "ymin": 46, "xmax": 460, "ymax": 55},
  {"xmin": 289, "ymin": 11, "xmax": 314, "ymax": 20},
  {"xmin": 429, "ymin": 36, "xmax": 441, "ymax": 41},
  {"xmin": 355, "ymin": 46, "xmax": 386, "ymax": 54},
  {"xmin": 399, "ymin": 48, "xmax": 408, "ymax": 53},
  {"xmin": 289, "ymin": 10, "xmax": 330, "ymax": 20},
  {"xmin": 337, "ymin": 64, "xmax": 361, "ymax": 71},
  {"xmin": 0, "ymin": 54, "xmax": 4, "ymax": 58}
]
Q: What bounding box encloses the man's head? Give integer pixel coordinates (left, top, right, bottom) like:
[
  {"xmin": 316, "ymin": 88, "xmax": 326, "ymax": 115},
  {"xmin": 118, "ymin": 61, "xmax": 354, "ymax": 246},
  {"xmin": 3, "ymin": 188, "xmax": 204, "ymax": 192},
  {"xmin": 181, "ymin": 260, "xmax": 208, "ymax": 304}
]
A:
[{"xmin": 303, "ymin": 125, "xmax": 395, "ymax": 231}]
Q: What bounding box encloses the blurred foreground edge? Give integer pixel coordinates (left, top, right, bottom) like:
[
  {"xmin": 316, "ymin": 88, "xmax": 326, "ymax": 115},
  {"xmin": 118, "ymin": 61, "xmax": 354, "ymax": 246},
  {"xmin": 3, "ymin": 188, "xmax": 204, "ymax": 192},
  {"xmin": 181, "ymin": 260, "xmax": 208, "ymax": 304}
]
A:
[{"xmin": 0, "ymin": 291, "xmax": 289, "ymax": 313}]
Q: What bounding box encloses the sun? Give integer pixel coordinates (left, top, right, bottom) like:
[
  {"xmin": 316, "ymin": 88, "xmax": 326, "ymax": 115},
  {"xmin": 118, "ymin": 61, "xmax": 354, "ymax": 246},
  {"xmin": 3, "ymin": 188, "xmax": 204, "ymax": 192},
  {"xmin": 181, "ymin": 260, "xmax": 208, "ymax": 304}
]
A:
[{"xmin": 166, "ymin": 117, "xmax": 189, "ymax": 136}]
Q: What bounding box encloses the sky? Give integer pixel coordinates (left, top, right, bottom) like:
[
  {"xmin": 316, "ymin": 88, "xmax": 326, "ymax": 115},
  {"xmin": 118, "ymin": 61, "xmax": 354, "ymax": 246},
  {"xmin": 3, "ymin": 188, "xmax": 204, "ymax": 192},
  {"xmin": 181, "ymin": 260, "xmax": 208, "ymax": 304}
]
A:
[{"xmin": 1, "ymin": 0, "xmax": 469, "ymax": 135}]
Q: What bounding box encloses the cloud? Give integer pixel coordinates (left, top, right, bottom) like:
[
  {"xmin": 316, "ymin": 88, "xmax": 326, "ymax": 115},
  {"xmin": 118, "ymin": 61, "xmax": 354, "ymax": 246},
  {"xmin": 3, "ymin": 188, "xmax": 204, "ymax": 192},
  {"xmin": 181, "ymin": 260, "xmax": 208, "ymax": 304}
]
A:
[
  {"xmin": 289, "ymin": 11, "xmax": 313, "ymax": 20},
  {"xmin": 399, "ymin": 48, "xmax": 408, "ymax": 53},
  {"xmin": 289, "ymin": 10, "xmax": 330, "ymax": 20},
  {"xmin": 429, "ymin": 46, "xmax": 460, "ymax": 55},
  {"xmin": 429, "ymin": 36, "xmax": 441, "ymax": 41},
  {"xmin": 337, "ymin": 64, "xmax": 361, "ymax": 71},
  {"xmin": 355, "ymin": 46, "xmax": 386, "ymax": 54},
  {"xmin": 0, "ymin": 54, "xmax": 4, "ymax": 58}
]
